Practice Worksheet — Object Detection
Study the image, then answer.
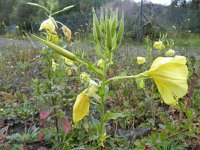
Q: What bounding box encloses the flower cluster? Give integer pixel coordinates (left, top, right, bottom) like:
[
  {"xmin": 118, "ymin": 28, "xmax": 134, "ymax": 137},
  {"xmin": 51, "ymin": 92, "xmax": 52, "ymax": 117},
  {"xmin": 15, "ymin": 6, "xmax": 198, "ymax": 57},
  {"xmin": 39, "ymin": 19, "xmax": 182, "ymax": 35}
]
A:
[
  {"xmin": 73, "ymin": 73, "xmax": 100, "ymax": 123},
  {"xmin": 39, "ymin": 17, "xmax": 71, "ymax": 43}
]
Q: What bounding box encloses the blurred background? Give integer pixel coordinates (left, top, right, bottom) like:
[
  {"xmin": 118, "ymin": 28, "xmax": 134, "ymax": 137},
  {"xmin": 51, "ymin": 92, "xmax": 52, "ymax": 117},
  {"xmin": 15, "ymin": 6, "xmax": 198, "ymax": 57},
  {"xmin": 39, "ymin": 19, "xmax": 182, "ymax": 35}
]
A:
[{"xmin": 0, "ymin": 0, "xmax": 200, "ymax": 42}]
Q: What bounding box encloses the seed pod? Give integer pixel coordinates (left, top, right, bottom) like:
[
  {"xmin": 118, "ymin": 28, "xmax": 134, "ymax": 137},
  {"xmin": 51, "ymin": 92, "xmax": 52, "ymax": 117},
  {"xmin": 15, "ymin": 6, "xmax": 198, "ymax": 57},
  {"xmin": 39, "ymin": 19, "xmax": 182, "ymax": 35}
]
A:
[{"xmin": 32, "ymin": 35, "xmax": 77, "ymax": 61}]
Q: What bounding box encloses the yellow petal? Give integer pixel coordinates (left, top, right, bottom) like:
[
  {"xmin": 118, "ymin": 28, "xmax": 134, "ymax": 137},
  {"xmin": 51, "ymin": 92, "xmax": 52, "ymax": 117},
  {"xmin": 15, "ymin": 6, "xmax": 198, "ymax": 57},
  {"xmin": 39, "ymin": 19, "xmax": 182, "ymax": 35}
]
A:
[
  {"xmin": 155, "ymin": 82, "xmax": 178, "ymax": 105},
  {"xmin": 73, "ymin": 93, "xmax": 90, "ymax": 123},
  {"xmin": 149, "ymin": 56, "xmax": 188, "ymax": 105},
  {"xmin": 39, "ymin": 18, "xmax": 56, "ymax": 33}
]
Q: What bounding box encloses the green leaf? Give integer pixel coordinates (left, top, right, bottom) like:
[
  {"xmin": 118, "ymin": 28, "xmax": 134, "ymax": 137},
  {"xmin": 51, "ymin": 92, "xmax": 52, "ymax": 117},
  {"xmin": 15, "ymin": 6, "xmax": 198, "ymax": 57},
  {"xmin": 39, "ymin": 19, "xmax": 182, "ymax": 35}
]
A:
[
  {"xmin": 185, "ymin": 109, "xmax": 194, "ymax": 121},
  {"xmin": 106, "ymin": 18, "xmax": 112, "ymax": 51},
  {"xmin": 26, "ymin": 2, "xmax": 50, "ymax": 14},
  {"xmin": 114, "ymin": 13, "xmax": 124, "ymax": 50},
  {"xmin": 111, "ymin": 14, "xmax": 117, "ymax": 37},
  {"xmin": 93, "ymin": 10, "xmax": 101, "ymax": 42},
  {"xmin": 51, "ymin": 5, "xmax": 75, "ymax": 16},
  {"xmin": 111, "ymin": 14, "xmax": 124, "ymax": 52},
  {"xmin": 104, "ymin": 111, "xmax": 129, "ymax": 122}
]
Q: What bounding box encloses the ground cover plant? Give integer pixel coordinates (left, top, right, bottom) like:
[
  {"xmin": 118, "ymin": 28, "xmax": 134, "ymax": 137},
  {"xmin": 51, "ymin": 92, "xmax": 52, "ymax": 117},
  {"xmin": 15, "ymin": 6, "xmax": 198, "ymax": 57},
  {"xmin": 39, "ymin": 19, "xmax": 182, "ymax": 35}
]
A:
[{"xmin": 0, "ymin": 1, "xmax": 200, "ymax": 150}]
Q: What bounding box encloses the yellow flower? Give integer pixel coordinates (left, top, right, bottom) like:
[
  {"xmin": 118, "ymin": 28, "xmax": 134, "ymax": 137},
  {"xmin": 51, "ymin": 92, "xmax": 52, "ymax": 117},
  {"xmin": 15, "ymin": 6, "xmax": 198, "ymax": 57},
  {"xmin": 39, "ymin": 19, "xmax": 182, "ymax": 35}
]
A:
[
  {"xmin": 39, "ymin": 18, "xmax": 56, "ymax": 33},
  {"xmin": 73, "ymin": 85, "xmax": 100, "ymax": 123},
  {"xmin": 153, "ymin": 41, "xmax": 165, "ymax": 50},
  {"xmin": 97, "ymin": 59, "xmax": 104, "ymax": 68},
  {"xmin": 62, "ymin": 25, "xmax": 72, "ymax": 40},
  {"xmin": 39, "ymin": 18, "xmax": 59, "ymax": 43},
  {"xmin": 73, "ymin": 93, "xmax": 90, "ymax": 123},
  {"xmin": 165, "ymin": 49, "xmax": 175, "ymax": 57},
  {"xmin": 137, "ymin": 57, "xmax": 146, "ymax": 65},
  {"xmin": 148, "ymin": 56, "xmax": 188, "ymax": 105},
  {"xmin": 73, "ymin": 77, "xmax": 100, "ymax": 123}
]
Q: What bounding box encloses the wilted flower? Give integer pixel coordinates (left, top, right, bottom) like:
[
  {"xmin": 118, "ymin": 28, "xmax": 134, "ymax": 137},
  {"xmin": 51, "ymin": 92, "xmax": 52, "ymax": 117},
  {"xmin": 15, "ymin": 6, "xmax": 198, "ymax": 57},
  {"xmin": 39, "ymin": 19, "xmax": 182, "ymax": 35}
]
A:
[
  {"xmin": 73, "ymin": 93, "xmax": 90, "ymax": 123},
  {"xmin": 39, "ymin": 18, "xmax": 56, "ymax": 33},
  {"xmin": 97, "ymin": 59, "xmax": 104, "ymax": 67},
  {"xmin": 39, "ymin": 18, "xmax": 58, "ymax": 43},
  {"xmin": 165, "ymin": 49, "xmax": 175, "ymax": 57},
  {"xmin": 137, "ymin": 57, "xmax": 146, "ymax": 65},
  {"xmin": 62, "ymin": 25, "xmax": 72, "ymax": 40},
  {"xmin": 153, "ymin": 41, "xmax": 165, "ymax": 50},
  {"xmin": 148, "ymin": 56, "xmax": 188, "ymax": 105},
  {"xmin": 73, "ymin": 84, "xmax": 100, "ymax": 123}
]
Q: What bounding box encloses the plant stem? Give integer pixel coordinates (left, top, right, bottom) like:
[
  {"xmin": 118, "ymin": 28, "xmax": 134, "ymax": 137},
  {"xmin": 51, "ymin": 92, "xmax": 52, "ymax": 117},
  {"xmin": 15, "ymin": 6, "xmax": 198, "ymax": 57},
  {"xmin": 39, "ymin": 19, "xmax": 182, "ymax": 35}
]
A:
[
  {"xmin": 105, "ymin": 71, "xmax": 148, "ymax": 85},
  {"xmin": 98, "ymin": 59, "xmax": 107, "ymax": 147},
  {"xmin": 47, "ymin": 51, "xmax": 61, "ymax": 150}
]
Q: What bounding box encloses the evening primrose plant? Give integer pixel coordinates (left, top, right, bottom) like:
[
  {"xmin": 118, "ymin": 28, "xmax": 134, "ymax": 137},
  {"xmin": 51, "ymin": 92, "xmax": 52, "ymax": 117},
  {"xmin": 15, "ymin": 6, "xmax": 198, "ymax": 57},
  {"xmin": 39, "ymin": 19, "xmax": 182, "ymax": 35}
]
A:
[
  {"xmin": 27, "ymin": 2, "xmax": 76, "ymax": 149},
  {"xmin": 32, "ymin": 9, "xmax": 189, "ymax": 147}
]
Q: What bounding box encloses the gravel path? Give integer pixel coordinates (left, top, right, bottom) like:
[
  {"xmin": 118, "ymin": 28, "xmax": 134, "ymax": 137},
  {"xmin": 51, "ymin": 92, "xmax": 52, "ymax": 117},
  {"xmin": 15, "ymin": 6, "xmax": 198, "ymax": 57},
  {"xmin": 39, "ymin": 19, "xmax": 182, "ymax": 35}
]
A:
[{"xmin": 0, "ymin": 37, "xmax": 43, "ymax": 51}]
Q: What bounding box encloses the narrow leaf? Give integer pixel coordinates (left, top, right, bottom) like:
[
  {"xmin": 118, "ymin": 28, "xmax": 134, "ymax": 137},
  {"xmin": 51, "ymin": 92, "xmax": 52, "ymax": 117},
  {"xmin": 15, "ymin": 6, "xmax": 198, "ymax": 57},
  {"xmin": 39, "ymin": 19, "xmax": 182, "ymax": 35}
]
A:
[
  {"xmin": 104, "ymin": 111, "xmax": 129, "ymax": 122},
  {"xmin": 106, "ymin": 19, "xmax": 112, "ymax": 51},
  {"xmin": 51, "ymin": 5, "xmax": 75, "ymax": 16},
  {"xmin": 27, "ymin": 2, "xmax": 50, "ymax": 14}
]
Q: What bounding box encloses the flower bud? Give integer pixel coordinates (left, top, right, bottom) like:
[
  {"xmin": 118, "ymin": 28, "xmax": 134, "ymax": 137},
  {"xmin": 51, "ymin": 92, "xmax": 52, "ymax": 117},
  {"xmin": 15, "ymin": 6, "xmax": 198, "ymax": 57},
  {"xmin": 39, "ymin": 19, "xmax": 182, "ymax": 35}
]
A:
[
  {"xmin": 137, "ymin": 57, "xmax": 146, "ymax": 65},
  {"xmin": 165, "ymin": 49, "xmax": 175, "ymax": 57},
  {"xmin": 153, "ymin": 41, "xmax": 165, "ymax": 50}
]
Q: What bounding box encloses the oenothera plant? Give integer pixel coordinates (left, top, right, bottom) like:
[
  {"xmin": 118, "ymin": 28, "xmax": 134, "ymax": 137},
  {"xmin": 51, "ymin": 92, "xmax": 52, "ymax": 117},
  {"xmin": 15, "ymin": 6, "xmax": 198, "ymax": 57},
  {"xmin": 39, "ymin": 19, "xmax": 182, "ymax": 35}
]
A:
[
  {"xmin": 32, "ymin": 9, "xmax": 189, "ymax": 147},
  {"xmin": 28, "ymin": 2, "xmax": 75, "ymax": 149}
]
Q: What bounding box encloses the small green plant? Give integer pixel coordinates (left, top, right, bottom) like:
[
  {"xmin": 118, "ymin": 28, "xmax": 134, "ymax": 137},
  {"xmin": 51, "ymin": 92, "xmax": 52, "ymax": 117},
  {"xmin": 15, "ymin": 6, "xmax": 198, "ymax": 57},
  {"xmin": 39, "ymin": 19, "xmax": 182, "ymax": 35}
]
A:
[{"xmin": 7, "ymin": 125, "xmax": 40, "ymax": 146}]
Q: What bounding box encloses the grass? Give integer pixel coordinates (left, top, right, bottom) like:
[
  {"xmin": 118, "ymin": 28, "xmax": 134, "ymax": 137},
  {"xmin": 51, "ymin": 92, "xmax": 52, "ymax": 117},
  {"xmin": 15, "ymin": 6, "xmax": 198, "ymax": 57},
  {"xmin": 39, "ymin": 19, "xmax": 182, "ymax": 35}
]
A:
[{"xmin": 171, "ymin": 32, "xmax": 200, "ymax": 52}]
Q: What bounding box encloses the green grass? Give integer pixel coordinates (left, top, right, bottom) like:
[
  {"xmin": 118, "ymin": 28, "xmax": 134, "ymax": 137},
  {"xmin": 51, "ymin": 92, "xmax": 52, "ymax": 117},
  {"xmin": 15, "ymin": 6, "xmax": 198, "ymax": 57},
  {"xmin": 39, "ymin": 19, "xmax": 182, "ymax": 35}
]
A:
[{"xmin": 172, "ymin": 32, "xmax": 200, "ymax": 52}]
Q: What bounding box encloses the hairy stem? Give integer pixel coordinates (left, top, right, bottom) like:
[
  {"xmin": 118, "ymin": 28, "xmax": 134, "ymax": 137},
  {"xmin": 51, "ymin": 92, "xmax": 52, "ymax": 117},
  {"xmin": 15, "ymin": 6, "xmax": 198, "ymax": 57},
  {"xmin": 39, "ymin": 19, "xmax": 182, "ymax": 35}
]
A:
[{"xmin": 98, "ymin": 59, "xmax": 107, "ymax": 148}]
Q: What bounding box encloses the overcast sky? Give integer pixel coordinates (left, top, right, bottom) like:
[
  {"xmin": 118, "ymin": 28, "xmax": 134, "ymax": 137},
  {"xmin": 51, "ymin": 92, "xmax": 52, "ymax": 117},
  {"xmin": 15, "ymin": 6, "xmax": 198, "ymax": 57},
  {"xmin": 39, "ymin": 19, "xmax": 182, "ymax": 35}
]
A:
[
  {"xmin": 134, "ymin": 0, "xmax": 171, "ymax": 5},
  {"xmin": 134, "ymin": 0, "xmax": 191, "ymax": 5}
]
